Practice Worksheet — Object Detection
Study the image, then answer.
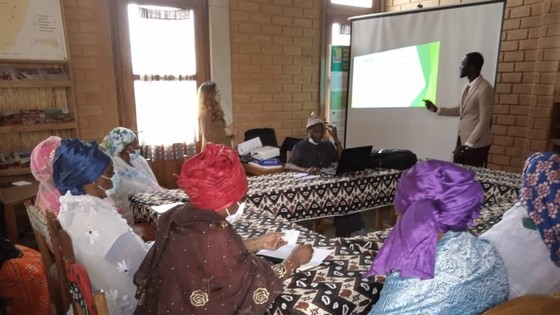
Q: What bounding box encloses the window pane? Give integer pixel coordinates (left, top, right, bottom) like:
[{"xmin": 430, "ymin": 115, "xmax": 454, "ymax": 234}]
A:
[
  {"xmin": 332, "ymin": 23, "xmax": 350, "ymax": 46},
  {"xmin": 330, "ymin": 0, "xmax": 372, "ymax": 8},
  {"xmin": 127, "ymin": 4, "xmax": 196, "ymax": 75},
  {"xmin": 134, "ymin": 80, "xmax": 198, "ymax": 145}
]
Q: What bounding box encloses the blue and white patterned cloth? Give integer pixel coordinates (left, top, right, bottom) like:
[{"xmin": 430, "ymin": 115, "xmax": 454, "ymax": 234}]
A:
[{"xmin": 369, "ymin": 231, "xmax": 508, "ymax": 315}]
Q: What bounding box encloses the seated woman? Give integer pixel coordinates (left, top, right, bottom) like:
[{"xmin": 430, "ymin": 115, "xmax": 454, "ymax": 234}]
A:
[
  {"xmin": 30, "ymin": 136, "xmax": 62, "ymax": 215},
  {"xmin": 101, "ymin": 127, "xmax": 162, "ymax": 225},
  {"xmin": 133, "ymin": 143, "xmax": 313, "ymax": 315},
  {"xmin": 481, "ymin": 152, "xmax": 560, "ymax": 298},
  {"xmin": 0, "ymin": 236, "xmax": 51, "ymax": 315},
  {"xmin": 53, "ymin": 139, "xmax": 149, "ymax": 315},
  {"xmin": 367, "ymin": 160, "xmax": 508, "ymax": 314},
  {"xmin": 286, "ymin": 112, "xmax": 365, "ymax": 237}
]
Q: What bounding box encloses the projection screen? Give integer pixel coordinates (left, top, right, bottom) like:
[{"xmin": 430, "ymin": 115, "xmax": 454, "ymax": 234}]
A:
[{"xmin": 345, "ymin": 0, "xmax": 505, "ymax": 161}]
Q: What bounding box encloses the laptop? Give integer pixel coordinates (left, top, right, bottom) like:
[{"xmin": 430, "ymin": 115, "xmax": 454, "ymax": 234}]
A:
[{"xmin": 322, "ymin": 145, "xmax": 373, "ymax": 176}]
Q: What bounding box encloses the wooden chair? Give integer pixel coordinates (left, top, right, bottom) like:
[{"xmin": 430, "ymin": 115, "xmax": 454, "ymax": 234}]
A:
[
  {"xmin": 47, "ymin": 212, "xmax": 109, "ymax": 315},
  {"xmin": 482, "ymin": 295, "xmax": 560, "ymax": 315},
  {"xmin": 24, "ymin": 200, "xmax": 66, "ymax": 315}
]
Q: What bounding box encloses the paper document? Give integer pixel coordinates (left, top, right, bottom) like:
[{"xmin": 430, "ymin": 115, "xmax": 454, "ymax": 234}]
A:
[
  {"xmin": 151, "ymin": 202, "xmax": 184, "ymax": 214},
  {"xmin": 11, "ymin": 180, "xmax": 32, "ymax": 186},
  {"xmin": 258, "ymin": 229, "xmax": 332, "ymax": 271},
  {"xmin": 237, "ymin": 137, "xmax": 263, "ymax": 156},
  {"xmin": 291, "ymin": 172, "xmax": 320, "ymax": 180},
  {"xmin": 258, "ymin": 245, "xmax": 333, "ymax": 271}
]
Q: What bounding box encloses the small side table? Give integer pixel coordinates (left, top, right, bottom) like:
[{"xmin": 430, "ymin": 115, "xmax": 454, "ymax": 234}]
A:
[{"xmin": 0, "ymin": 174, "xmax": 38, "ymax": 243}]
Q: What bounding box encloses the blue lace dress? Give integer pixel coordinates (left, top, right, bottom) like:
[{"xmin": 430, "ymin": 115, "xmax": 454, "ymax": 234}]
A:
[{"xmin": 369, "ymin": 231, "xmax": 508, "ymax": 315}]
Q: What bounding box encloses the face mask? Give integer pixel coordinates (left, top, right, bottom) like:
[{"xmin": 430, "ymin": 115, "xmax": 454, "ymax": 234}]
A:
[
  {"xmin": 225, "ymin": 201, "xmax": 246, "ymax": 224},
  {"xmin": 129, "ymin": 149, "xmax": 140, "ymax": 160},
  {"xmin": 308, "ymin": 137, "xmax": 322, "ymax": 145},
  {"xmin": 99, "ymin": 173, "xmax": 121, "ymax": 197}
]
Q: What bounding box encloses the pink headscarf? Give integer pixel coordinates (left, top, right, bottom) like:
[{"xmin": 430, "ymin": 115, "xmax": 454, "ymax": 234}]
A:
[{"xmin": 30, "ymin": 136, "xmax": 62, "ymax": 215}]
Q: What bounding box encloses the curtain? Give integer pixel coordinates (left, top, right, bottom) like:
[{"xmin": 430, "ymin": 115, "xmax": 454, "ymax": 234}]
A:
[{"xmin": 128, "ymin": 4, "xmax": 198, "ymax": 160}]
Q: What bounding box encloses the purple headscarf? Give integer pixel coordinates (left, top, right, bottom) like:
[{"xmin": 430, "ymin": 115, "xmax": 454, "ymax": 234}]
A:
[
  {"xmin": 520, "ymin": 152, "xmax": 560, "ymax": 267},
  {"xmin": 366, "ymin": 160, "xmax": 483, "ymax": 279}
]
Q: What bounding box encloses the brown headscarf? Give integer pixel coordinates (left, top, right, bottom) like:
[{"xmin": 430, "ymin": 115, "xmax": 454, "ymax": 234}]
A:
[{"xmin": 176, "ymin": 143, "xmax": 247, "ymax": 210}]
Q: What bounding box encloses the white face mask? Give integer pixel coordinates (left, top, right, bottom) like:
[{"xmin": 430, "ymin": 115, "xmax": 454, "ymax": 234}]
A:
[
  {"xmin": 225, "ymin": 202, "xmax": 246, "ymax": 224},
  {"xmin": 129, "ymin": 149, "xmax": 141, "ymax": 160},
  {"xmin": 308, "ymin": 137, "xmax": 321, "ymax": 145}
]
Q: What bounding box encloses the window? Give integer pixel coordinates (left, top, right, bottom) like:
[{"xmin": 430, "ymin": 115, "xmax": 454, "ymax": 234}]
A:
[
  {"xmin": 330, "ymin": 0, "xmax": 373, "ymax": 9},
  {"xmin": 322, "ymin": 1, "xmax": 379, "ymax": 137},
  {"xmin": 127, "ymin": 4, "xmax": 197, "ymax": 146}
]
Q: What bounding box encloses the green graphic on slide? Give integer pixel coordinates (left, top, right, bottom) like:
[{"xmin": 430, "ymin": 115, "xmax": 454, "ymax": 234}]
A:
[{"xmin": 411, "ymin": 41, "xmax": 440, "ymax": 107}]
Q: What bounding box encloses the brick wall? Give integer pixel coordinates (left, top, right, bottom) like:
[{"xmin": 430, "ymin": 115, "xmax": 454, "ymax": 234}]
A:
[
  {"xmin": 63, "ymin": 0, "xmax": 119, "ymax": 141},
  {"xmin": 385, "ymin": 0, "xmax": 560, "ymax": 172},
  {"xmin": 229, "ymin": 0, "xmax": 322, "ymax": 144}
]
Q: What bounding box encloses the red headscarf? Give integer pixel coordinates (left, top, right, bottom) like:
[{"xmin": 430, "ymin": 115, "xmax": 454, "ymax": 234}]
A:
[{"xmin": 176, "ymin": 143, "xmax": 247, "ymax": 211}]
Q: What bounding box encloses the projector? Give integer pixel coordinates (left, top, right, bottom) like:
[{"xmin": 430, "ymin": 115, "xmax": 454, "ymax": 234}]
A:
[{"xmin": 251, "ymin": 146, "xmax": 280, "ymax": 160}]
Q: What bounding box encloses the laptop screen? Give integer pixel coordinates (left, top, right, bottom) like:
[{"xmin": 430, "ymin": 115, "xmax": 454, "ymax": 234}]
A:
[{"xmin": 336, "ymin": 145, "xmax": 373, "ymax": 175}]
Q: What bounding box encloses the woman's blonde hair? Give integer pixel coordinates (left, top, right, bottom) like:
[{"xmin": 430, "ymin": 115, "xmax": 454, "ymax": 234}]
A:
[{"xmin": 198, "ymin": 81, "xmax": 224, "ymax": 121}]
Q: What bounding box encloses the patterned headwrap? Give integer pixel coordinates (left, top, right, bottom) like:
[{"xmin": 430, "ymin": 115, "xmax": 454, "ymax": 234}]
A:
[
  {"xmin": 520, "ymin": 152, "xmax": 560, "ymax": 266},
  {"xmin": 366, "ymin": 160, "xmax": 483, "ymax": 279},
  {"xmin": 306, "ymin": 112, "xmax": 324, "ymax": 129},
  {"xmin": 53, "ymin": 139, "xmax": 111, "ymax": 195},
  {"xmin": 176, "ymin": 143, "xmax": 247, "ymax": 211},
  {"xmin": 101, "ymin": 127, "xmax": 136, "ymax": 157},
  {"xmin": 30, "ymin": 136, "xmax": 62, "ymax": 214}
]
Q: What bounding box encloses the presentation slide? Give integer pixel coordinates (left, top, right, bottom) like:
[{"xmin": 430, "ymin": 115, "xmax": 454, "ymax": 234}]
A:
[
  {"xmin": 345, "ymin": 0, "xmax": 505, "ymax": 161},
  {"xmin": 352, "ymin": 41, "xmax": 440, "ymax": 109}
]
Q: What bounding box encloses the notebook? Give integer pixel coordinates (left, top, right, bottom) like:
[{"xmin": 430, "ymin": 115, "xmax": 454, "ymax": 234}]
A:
[{"xmin": 322, "ymin": 145, "xmax": 373, "ymax": 176}]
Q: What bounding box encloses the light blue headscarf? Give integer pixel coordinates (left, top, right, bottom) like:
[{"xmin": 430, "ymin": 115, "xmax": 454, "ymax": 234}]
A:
[{"xmin": 101, "ymin": 127, "xmax": 136, "ymax": 157}]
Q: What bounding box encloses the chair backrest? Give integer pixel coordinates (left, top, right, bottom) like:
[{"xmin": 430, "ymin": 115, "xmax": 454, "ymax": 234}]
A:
[
  {"xmin": 24, "ymin": 200, "xmax": 65, "ymax": 315},
  {"xmin": 46, "ymin": 211, "xmax": 72, "ymax": 314},
  {"xmin": 279, "ymin": 137, "xmax": 302, "ymax": 162},
  {"xmin": 244, "ymin": 128, "xmax": 278, "ymax": 147},
  {"xmin": 46, "ymin": 212, "xmax": 109, "ymax": 315},
  {"xmin": 60, "ymin": 230, "xmax": 109, "ymax": 315}
]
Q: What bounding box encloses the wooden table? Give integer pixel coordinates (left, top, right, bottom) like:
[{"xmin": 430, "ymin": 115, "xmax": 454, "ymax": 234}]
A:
[
  {"xmin": 0, "ymin": 174, "xmax": 38, "ymax": 243},
  {"xmin": 242, "ymin": 162, "xmax": 284, "ymax": 176}
]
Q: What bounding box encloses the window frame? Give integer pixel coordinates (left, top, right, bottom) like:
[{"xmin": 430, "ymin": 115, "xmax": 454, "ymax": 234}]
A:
[
  {"xmin": 320, "ymin": 0, "xmax": 381, "ymax": 117},
  {"xmin": 110, "ymin": 0, "xmax": 210, "ymax": 130}
]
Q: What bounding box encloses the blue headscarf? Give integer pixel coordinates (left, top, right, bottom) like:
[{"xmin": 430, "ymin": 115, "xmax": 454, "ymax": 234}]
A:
[
  {"xmin": 53, "ymin": 139, "xmax": 111, "ymax": 195},
  {"xmin": 366, "ymin": 160, "xmax": 483, "ymax": 279},
  {"xmin": 520, "ymin": 152, "xmax": 560, "ymax": 267}
]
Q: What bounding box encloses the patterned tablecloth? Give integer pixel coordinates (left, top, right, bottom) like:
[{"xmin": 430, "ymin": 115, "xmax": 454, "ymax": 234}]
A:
[
  {"xmin": 246, "ymin": 169, "xmax": 401, "ymax": 221},
  {"xmin": 467, "ymin": 166, "xmax": 522, "ymax": 205},
  {"xmin": 131, "ymin": 166, "xmax": 520, "ymax": 226},
  {"xmin": 235, "ymin": 205, "xmax": 384, "ymax": 315},
  {"xmin": 133, "ymin": 197, "xmax": 516, "ymax": 315},
  {"xmin": 128, "ymin": 164, "xmax": 520, "ymax": 315},
  {"xmin": 130, "ymin": 169, "xmax": 402, "ymax": 226}
]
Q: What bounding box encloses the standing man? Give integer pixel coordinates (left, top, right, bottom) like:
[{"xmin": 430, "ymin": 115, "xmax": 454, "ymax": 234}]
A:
[{"xmin": 424, "ymin": 52, "xmax": 494, "ymax": 167}]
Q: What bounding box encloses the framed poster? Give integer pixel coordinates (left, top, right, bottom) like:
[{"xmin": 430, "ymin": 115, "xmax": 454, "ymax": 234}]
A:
[{"xmin": 0, "ymin": 0, "xmax": 68, "ymax": 61}]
